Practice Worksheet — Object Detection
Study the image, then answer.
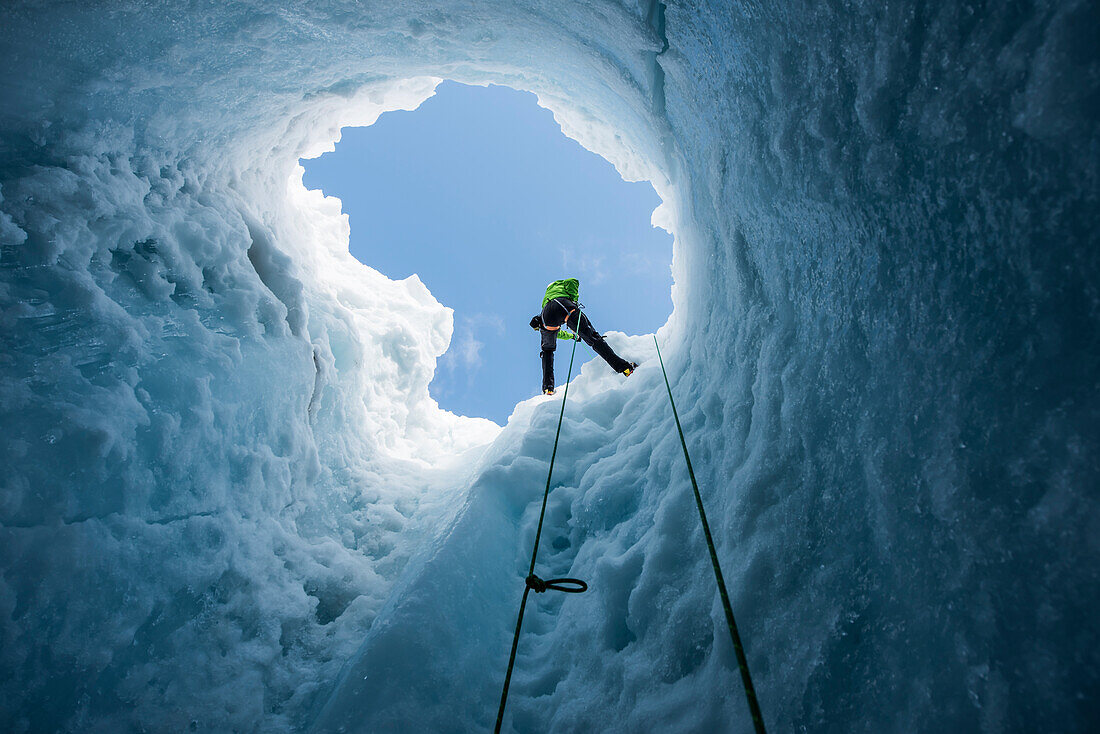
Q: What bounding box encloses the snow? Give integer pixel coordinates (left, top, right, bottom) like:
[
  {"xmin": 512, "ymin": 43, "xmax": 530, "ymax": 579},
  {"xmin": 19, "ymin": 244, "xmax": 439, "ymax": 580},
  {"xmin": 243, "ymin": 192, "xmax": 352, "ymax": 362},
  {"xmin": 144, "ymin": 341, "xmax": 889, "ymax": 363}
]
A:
[{"xmin": 2, "ymin": 1, "xmax": 1097, "ymax": 733}]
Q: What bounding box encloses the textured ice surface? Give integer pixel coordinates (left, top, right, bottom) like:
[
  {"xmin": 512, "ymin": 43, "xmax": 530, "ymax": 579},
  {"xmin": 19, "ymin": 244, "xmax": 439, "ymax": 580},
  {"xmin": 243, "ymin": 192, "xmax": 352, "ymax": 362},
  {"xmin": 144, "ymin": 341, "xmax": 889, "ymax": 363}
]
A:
[{"xmin": 1, "ymin": 1, "xmax": 1097, "ymax": 733}]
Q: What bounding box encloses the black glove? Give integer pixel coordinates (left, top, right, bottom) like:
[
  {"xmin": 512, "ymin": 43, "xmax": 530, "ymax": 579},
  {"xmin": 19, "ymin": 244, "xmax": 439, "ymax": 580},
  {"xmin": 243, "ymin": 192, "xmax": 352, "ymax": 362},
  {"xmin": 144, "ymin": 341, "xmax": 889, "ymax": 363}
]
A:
[{"xmin": 529, "ymin": 315, "xmax": 543, "ymax": 331}]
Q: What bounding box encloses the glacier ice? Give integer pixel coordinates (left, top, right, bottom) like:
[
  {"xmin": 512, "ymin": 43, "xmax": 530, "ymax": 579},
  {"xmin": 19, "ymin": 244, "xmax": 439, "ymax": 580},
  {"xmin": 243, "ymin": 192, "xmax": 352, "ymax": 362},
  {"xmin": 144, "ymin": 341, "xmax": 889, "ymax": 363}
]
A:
[{"xmin": 1, "ymin": 1, "xmax": 1097, "ymax": 733}]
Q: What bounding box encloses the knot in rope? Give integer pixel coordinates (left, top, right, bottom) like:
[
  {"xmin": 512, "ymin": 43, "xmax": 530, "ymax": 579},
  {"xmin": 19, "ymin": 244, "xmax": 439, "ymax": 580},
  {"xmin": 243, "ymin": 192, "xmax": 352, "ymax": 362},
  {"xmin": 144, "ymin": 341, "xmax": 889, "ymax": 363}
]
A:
[{"xmin": 525, "ymin": 574, "xmax": 588, "ymax": 594}]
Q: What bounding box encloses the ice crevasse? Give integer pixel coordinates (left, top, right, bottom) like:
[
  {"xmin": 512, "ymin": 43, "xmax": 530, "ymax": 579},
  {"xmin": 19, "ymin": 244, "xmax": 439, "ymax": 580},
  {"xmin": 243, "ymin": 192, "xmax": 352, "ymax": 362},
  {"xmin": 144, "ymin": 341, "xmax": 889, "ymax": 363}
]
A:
[{"xmin": 1, "ymin": 1, "xmax": 1097, "ymax": 732}]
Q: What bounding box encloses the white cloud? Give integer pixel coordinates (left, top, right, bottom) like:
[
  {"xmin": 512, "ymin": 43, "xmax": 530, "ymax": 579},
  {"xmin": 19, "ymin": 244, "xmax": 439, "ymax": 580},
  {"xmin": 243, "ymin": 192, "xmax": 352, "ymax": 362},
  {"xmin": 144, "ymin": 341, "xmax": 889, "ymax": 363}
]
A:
[
  {"xmin": 457, "ymin": 331, "xmax": 484, "ymax": 369},
  {"xmin": 439, "ymin": 313, "xmax": 503, "ymax": 380},
  {"xmin": 618, "ymin": 250, "xmax": 666, "ymax": 276},
  {"xmin": 558, "ymin": 245, "xmax": 607, "ymax": 285}
]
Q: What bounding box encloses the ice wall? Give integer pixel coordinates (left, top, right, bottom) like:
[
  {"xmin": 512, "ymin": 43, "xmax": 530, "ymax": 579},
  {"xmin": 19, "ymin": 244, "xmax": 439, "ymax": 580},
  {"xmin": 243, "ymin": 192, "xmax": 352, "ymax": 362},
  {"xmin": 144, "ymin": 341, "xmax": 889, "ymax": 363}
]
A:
[{"xmin": 2, "ymin": 1, "xmax": 1097, "ymax": 733}]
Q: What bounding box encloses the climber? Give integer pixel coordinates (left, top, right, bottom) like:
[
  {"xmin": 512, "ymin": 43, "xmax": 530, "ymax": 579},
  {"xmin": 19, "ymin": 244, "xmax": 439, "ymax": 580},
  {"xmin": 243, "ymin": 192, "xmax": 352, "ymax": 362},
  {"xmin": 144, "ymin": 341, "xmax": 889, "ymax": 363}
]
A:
[{"xmin": 529, "ymin": 277, "xmax": 638, "ymax": 395}]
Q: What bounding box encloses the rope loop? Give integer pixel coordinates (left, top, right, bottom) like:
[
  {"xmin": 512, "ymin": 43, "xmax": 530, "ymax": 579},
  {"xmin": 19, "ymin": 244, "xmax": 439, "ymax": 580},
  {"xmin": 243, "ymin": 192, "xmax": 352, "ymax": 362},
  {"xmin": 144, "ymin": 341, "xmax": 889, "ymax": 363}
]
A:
[{"xmin": 525, "ymin": 574, "xmax": 588, "ymax": 594}]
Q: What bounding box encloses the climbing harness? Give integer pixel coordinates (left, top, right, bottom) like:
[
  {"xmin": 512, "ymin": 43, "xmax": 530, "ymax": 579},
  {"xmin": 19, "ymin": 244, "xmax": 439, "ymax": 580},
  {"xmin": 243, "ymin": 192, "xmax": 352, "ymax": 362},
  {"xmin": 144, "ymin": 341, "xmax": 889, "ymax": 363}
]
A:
[
  {"xmin": 654, "ymin": 335, "xmax": 768, "ymax": 734},
  {"xmin": 494, "ymin": 332, "xmax": 587, "ymax": 734},
  {"xmin": 555, "ymin": 297, "xmax": 575, "ymax": 324},
  {"xmin": 551, "ymin": 297, "xmax": 583, "ymax": 338}
]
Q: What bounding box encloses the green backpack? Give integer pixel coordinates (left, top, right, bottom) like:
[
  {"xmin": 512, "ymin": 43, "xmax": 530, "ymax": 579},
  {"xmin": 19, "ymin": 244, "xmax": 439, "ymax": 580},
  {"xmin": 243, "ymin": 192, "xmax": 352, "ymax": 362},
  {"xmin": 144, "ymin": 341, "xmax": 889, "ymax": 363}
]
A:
[{"xmin": 541, "ymin": 278, "xmax": 580, "ymax": 307}]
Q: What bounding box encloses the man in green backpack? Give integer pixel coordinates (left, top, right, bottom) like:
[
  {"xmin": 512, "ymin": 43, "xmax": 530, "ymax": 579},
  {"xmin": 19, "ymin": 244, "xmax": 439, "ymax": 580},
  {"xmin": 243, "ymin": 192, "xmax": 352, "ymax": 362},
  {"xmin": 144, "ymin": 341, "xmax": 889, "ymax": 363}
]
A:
[{"xmin": 529, "ymin": 278, "xmax": 638, "ymax": 395}]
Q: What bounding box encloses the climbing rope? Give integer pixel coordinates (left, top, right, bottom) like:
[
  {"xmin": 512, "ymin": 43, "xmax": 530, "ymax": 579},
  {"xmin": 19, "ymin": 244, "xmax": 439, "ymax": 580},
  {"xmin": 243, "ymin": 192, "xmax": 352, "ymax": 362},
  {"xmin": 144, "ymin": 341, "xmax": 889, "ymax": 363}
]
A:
[
  {"xmin": 654, "ymin": 335, "xmax": 767, "ymax": 734},
  {"xmin": 494, "ymin": 329, "xmax": 587, "ymax": 734}
]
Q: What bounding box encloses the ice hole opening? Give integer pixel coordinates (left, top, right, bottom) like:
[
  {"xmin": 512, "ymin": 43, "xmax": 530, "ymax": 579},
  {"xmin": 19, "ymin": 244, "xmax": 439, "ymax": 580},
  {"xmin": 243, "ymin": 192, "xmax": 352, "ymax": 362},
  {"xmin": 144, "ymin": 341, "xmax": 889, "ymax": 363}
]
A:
[{"xmin": 299, "ymin": 81, "xmax": 673, "ymax": 426}]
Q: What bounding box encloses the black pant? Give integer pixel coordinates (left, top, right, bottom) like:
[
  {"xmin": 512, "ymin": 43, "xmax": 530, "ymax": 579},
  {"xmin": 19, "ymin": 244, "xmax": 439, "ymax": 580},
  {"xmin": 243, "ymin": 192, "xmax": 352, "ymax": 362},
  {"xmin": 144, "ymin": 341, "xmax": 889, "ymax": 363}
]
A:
[{"xmin": 540, "ymin": 298, "xmax": 630, "ymax": 391}]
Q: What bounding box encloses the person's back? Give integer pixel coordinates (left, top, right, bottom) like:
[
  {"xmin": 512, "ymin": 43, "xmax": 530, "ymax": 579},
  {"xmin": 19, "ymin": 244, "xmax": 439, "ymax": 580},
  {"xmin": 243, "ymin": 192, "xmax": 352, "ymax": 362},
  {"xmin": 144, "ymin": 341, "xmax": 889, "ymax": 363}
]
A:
[{"xmin": 530, "ymin": 277, "xmax": 637, "ymax": 394}]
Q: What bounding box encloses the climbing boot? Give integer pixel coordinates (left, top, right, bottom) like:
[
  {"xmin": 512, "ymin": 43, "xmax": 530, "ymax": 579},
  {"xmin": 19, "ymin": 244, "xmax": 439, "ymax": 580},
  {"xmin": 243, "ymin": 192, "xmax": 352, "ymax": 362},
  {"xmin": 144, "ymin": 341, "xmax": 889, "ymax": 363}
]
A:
[
  {"xmin": 544, "ymin": 388, "xmax": 555, "ymax": 395},
  {"xmin": 622, "ymin": 362, "xmax": 639, "ymax": 377}
]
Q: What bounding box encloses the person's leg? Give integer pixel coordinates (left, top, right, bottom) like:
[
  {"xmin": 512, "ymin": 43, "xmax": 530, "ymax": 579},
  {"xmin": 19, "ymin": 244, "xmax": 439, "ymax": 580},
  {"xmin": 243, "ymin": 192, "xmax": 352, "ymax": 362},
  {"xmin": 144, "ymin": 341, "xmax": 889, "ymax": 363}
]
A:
[
  {"xmin": 540, "ymin": 326, "xmax": 557, "ymax": 392},
  {"xmin": 570, "ymin": 311, "xmax": 631, "ymax": 373}
]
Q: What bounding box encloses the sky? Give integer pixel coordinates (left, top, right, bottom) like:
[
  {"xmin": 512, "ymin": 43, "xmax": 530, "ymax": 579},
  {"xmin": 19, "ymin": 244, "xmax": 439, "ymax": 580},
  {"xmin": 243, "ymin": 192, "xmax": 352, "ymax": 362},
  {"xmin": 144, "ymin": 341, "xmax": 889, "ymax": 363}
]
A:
[{"xmin": 302, "ymin": 81, "xmax": 673, "ymax": 424}]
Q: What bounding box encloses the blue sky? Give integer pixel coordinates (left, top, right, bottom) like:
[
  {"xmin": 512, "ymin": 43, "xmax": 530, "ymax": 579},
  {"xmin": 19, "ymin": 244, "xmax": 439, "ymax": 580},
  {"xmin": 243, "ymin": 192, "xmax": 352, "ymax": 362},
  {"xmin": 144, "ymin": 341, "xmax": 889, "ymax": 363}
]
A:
[{"xmin": 302, "ymin": 81, "xmax": 672, "ymax": 424}]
